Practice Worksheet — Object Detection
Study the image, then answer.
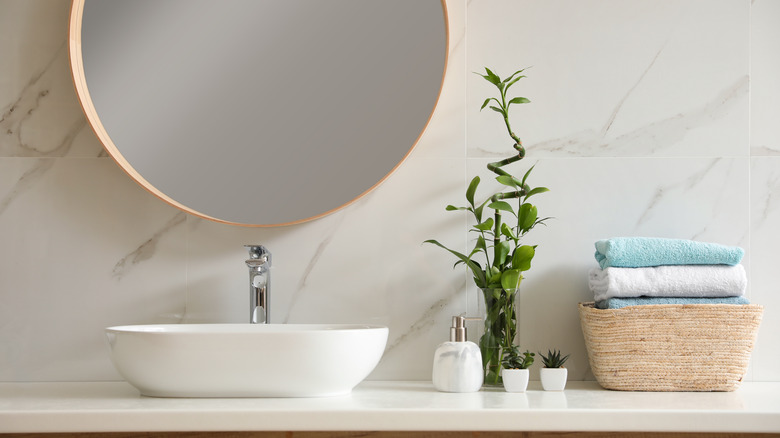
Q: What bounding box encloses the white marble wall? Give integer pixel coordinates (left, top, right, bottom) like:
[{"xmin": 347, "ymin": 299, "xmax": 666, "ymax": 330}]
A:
[
  {"xmin": 750, "ymin": 0, "xmax": 780, "ymax": 381},
  {"xmin": 0, "ymin": 0, "xmax": 777, "ymax": 383}
]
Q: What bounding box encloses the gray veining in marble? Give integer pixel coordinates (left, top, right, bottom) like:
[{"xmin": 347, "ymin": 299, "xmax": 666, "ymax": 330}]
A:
[
  {"xmin": 600, "ymin": 43, "xmax": 667, "ymax": 138},
  {"xmin": 385, "ymin": 279, "xmax": 464, "ymax": 354},
  {"xmin": 635, "ymin": 159, "xmax": 722, "ymax": 228},
  {"xmin": 0, "ymin": 44, "xmax": 65, "ymax": 155},
  {"xmin": 527, "ymin": 76, "xmax": 748, "ymax": 158},
  {"xmin": 282, "ymin": 213, "xmax": 346, "ymax": 324},
  {"xmin": 0, "ymin": 158, "xmax": 54, "ymax": 216},
  {"xmin": 754, "ymin": 167, "xmax": 780, "ymax": 228},
  {"xmin": 0, "ymin": 44, "xmax": 100, "ymax": 157},
  {"xmin": 112, "ymin": 212, "xmax": 187, "ymax": 280},
  {"xmin": 752, "ymin": 146, "xmax": 780, "ymax": 156}
]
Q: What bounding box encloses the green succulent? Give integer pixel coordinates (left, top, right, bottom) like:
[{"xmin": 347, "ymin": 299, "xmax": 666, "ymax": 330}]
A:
[
  {"xmin": 539, "ymin": 349, "xmax": 570, "ymax": 368},
  {"xmin": 501, "ymin": 346, "xmax": 535, "ymax": 370}
]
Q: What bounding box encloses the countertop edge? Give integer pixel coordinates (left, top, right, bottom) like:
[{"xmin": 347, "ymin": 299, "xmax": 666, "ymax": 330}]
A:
[{"xmin": 1, "ymin": 381, "xmax": 779, "ymax": 434}]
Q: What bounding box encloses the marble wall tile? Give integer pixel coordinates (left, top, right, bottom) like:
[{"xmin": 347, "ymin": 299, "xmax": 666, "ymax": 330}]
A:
[
  {"xmin": 0, "ymin": 0, "xmax": 104, "ymax": 157},
  {"xmin": 467, "ymin": 0, "xmax": 749, "ymax": 159},
  {"xmin": 0, "ymin": 158, "xmax": 187, "ymax": 381},
  {"xmin": 751, "ymin": 0, "xmax": 780, "ymax": 156},
  {"xmin": 749, "ymin": 157, "xmax": 780, "ymax": 381}
]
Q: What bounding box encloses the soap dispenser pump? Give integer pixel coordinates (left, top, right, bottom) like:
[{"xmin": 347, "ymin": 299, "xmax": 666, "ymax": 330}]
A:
[{"xmin": 432, "ymin": 315, "xmax": 483, "ymax": 392}]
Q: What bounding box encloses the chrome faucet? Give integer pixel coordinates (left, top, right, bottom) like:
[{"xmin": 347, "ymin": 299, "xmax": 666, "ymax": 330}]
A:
[{"xmin": 245, "ymin": 245, "xmax": 271, "ymax": 324}]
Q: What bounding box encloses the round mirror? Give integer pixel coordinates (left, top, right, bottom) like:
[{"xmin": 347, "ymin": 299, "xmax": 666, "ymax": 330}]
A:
[{"xmin": 69, "ymin": 0, "xmax": 447, "ymax": 226}]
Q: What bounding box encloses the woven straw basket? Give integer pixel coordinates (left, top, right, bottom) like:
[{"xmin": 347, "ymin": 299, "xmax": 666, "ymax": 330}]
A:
[{"xmin": 579, "ymin": 302, "xmax": 763, "ymax": 392}]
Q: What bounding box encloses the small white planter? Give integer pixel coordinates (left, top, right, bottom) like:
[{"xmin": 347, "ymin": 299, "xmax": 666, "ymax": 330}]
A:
[
  {"xmin": 540, "ymin": 367, "xmax": 567, "ymax": 391},
  {"xmin": 501, "ymin": 368, "xmax": 529, "ymax": 392}
]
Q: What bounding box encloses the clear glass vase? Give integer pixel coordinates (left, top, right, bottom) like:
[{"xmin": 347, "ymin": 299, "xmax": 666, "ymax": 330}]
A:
[{"xmin": 479, "ymin": 287, "xmax": 518, "ymax": 387}]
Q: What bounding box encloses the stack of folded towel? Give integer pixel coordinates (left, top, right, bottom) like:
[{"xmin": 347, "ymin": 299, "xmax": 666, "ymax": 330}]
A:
[{"xmin": 588, "ymin": 237, "xmax": 749, "ymax": 309}]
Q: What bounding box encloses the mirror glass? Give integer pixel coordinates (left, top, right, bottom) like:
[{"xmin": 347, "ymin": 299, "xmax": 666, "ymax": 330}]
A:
[{"xmin": 70, "ymin": 0, "xmax": 447, "ymax": 226}]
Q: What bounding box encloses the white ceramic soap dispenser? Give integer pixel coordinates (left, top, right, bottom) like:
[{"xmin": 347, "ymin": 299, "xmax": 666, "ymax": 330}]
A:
[{"xmin": 432, "ymin": 315, "xmax": 483, "ymax": 392}]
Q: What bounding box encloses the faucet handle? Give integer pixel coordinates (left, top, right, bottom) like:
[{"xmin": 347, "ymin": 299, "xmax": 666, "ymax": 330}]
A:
[{"xmin": 244, "ymin": 245, "xmax": 271, "ymax": 265}]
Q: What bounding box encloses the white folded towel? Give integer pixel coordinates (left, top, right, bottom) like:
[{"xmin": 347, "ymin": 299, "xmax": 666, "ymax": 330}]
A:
[{"xmin": 588, "ymin": 264, "xmax": 747, "ymax": 302}]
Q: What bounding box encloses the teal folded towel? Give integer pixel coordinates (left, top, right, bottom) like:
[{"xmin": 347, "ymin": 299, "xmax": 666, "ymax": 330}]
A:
[
  {"xmin": 595, "ymin": 296, "xmax": 751, "ymax": 309},
  {"xmin": 594, "ymin": 237, "xmax": 744, "ymax": 269}
]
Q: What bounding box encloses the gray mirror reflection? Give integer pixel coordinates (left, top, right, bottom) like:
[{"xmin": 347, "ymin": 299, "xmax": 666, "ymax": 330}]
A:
[{"xmin": 79, "ymin": 0, "xmax": 447, "ymax": 225}]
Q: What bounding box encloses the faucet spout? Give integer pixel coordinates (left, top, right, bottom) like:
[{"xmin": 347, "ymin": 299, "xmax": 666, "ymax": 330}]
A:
[{"xmin": 245, "ymin": 245, "xmax": 271, "ymax": 324}]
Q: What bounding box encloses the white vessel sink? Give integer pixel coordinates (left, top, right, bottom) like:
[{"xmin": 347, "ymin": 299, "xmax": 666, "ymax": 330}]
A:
[{"xmin": 106, "ymin": 324, "xmax": 389, "ymax": 398}]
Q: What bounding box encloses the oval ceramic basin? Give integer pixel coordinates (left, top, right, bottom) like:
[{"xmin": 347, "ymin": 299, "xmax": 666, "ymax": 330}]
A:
[{"xmin": 106, "ymin": 324, "xmax": 389, "ymax": 398}]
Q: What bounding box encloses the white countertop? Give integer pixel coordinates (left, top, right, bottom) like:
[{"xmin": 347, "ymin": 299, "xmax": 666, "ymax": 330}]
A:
[{"xmin": 1, "ymin": 381, "xmax": 779, "ymax": 434}]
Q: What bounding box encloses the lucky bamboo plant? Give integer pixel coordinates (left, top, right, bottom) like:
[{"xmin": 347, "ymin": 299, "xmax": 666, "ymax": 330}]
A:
[{"xmin": 425, "ymin": 67, "xmax": 549, "ymax": 386}]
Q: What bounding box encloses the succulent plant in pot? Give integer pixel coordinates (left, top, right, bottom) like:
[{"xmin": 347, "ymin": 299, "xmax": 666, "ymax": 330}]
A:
[
  {"xmin": 539, "ymin": 348, "xmax": 570, "ymax": 391},
  {"xmin": 425, "ymin": 67, "xmax": 550, "ymax": 386},
  {"xmin": 500, "ymin": 346, "xmax": 534, "ymax": 392}
]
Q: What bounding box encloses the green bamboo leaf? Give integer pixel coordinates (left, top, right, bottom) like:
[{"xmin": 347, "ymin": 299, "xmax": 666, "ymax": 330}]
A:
[
  {"xmin": 495, "ymin": 241, "xmax": 511, "ymax": 266},
  {"xmin": 479, "ymin": 333, "xmax": 498, "ymax": 350},
  {"xmin": 496, "ymin": 175, "xmax": 520, "ymax": 188},
  {"xmin": 500, "ymin": 223, "xmax": 516, "ymax": 240},
  {"xmin": 517, "ymin": 203, "xmax": 532, "ymax": 221},
  {"xmin": 525, "ymin": 186, "xmax": 550, "ymax": 199},
  {"xmin": 501, "ymin": 269, "xmax": 522, "ymax": 291},
  {"xmin": 479, "ymin": 97, "xmax": 502, "ymax": 111},
  {"xmin": 446, "ymin": 205, "xmax": 468, "ymax": 211},
  {"xmin": 488, "ymin": 266, "xmax": 502, "ymax": 286},
  {"xmin": 473, "ymin": 217, "xmax": 494, "ymax": 231},
  {"xmin": 455, "ymin": 258, "xmax": 482, "ymax": 272},
  {"xmin": 488, "ymin": 200, "xmax": 514, "ymax": 213},
  {"xmin": 520, "ymin": 164, "xmax": 536, "ymax": 187},
  {"xmin": 466, "ymin": 176, "xmax": 480, "ymax": 206},
  {"xmin": 523, "ymin": 205, "xmax": 538, "ymax": 230},
  {"xmin": 517, "ymin": 204, "xmax": 538, "ymax": 232},
  {"xmin": 484, "ymin": 67, "xmax": 501, "ymax": 84},
  {"xmin": 508, "ymin": 97, "xmax": 530, "ymax": 105},
  {"xmin": 534, "ymin": 216, "xmax": 553, "ymax": 228},
  {"xmin": 470, "ymin": 235, "xmax": 487, "ymax": 258},
  {"xmin": 424, "ymin": 239, "xmax": 486, "ymax": 286},
  {"xmin": 489, "ymin": 106, "xmax": 504, "ymax": 114},
  {"xmin": 511, "ymin": 245, "xmax": 535, "ymax": 271},
  {"xmin": 474, "ymin": 199, "xmax": 489, "ymax": 223},
  {"xmin": 503, "ymin": 68, "xmax": 527, "ymax": 83},
  {"xmin": 477, "ymin": 68, "xmax": 501, "ymax": 86},
  {"xmin": 505, "ymin": 75, "xmax": 527, "ymax": 89}
]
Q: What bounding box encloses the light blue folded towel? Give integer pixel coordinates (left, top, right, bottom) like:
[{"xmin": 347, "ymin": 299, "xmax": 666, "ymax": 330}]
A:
[
  {"xmin": 595, "ymin": 296, "xmax": 751, "ymax": 309},
  {"xmin": 594, "ymin": 237, "xmax": 744, "ymax": 269}
]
